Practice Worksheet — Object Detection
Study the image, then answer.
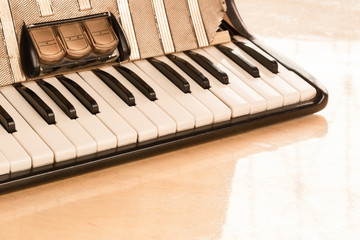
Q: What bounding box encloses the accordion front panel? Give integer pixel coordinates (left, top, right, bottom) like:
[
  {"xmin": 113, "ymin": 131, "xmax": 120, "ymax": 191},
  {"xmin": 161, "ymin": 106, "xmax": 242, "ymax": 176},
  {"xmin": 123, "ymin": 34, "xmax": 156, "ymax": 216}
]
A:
[
  {"xmin": 127, "ymin": 0, "xmax": 164, "ymax": 58},
  {"xmin": 5, "ymin": 0, "xmax": 225, "ymax": 66},
  {"xmin": 163, "ymin": 0, "xmax": 198, "ymax": 52},
  {"xmin": 198, "ymin": 0, "xmax": 226, "ymax": 42},
  {"xmin": 0, "ymin": 19, "xmax": 13, "ymax": 86}
]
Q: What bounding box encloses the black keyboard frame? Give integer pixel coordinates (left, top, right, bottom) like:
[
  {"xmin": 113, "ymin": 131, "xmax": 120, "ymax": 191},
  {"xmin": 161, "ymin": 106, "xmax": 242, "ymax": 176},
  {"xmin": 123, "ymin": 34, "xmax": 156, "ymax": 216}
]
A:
[{"xmin": 0, "ymin": 0, "xmax": 328, "ymax": 193}]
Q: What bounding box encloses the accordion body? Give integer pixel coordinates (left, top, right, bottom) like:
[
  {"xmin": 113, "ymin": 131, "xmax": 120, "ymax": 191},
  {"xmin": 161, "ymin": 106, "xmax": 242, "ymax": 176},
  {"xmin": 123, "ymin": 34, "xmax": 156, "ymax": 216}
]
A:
[{"xmin": 0, "ymin": 0, "xmax": 327, "ymax": 191}]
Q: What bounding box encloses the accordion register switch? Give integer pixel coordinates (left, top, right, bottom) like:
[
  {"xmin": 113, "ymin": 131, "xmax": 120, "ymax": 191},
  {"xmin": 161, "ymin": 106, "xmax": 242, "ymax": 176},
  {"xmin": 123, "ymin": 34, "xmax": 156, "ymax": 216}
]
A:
[
  {"xmin": 21, "ymin": 13, "xmax": 127, "ymax": 78},
  {"xmin": 57, "ymin": 22, "xmax": 93, "ymax": 60},
  {"xmin": 30, "ymin": 19, "xmax": 119, "ymax": 62},
  {"xmin": 83, "ymin": 18, "xmax": 119, "ymax": 55},
  {"xmin": 29, "ymin": 27, "xmax": 66, "ymax": 65}
]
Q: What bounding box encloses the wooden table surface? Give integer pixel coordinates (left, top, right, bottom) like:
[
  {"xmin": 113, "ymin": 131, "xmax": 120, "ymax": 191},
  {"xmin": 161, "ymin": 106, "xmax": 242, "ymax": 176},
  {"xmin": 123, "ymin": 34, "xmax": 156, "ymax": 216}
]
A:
[{"xmin": 1, "ymin": 0, "xmax": 359, "ymax": 239}]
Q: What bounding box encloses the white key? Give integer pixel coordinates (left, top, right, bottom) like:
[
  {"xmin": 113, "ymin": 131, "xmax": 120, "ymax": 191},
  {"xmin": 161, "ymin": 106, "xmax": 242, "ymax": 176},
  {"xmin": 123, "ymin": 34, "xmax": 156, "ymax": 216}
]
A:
[
  {"xmin": 0, "ymin": 152, "xmax": 9, "ymax": 176},
  {"xmin": 224, "ymin": 42, "xmax": 300, "ymax": 105},
  {"xmin": 77, "ymin": 71, "xmax": 158, "ymax": 142},
  {"xmin": 100, "ymin": 66, "xmax": 177, "ymax": 137},
  {"xmin": 0, "ymin": 122, "xmax": 31, "ymax": 173},
  {"xmin": 233, "ymin": 36, "xmax": 317, "ymax": 101},
  {"xmin": 63, "ymin": 73, "xmax": 138, "ymax": 147},
  {"xmin": 23, "ymin": 81, "xmax": 97, "ymax": 158},
  {"xmin": 1, "ymin": 86, "xmax": 76, "ymax": 163},
  {"xmin": 193, "ymin": 49, "xmax": 267, "ymax": 114},
  {"xmin": 44, "ymin": 78, "xmax": 117, "ymax": 152},
  {"xmin": 134, "ymin": 60, "xmax": 213, "ymax": 127},
  {"xmin": 167, "ymin": 54, "xmax": 250, "ymax": 118},
  {"xmin": 203, "ymin": 46, "xmax": 284, "ymax": 110},
  {"xmin": 122, "ymin": 62, "xmax": 195, "ymax": 132},
  {"xmin": 0, "ymin": 94, "xmax": 54, "ymax": 168},
  {"xmin": 277, "ymin": 64, "xmax": 317, "ymax": 101}
]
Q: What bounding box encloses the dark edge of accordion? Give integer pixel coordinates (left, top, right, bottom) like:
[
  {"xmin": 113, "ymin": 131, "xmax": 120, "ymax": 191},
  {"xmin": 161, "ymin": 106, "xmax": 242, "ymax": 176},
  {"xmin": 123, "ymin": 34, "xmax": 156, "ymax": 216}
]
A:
[{"xmin": 0, "ymin": 0, "xmax": 328, "ymax": 193}]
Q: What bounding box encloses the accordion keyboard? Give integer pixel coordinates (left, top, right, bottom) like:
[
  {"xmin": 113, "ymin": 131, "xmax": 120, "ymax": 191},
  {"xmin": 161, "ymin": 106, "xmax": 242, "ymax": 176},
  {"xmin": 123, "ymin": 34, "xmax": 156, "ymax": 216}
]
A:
[{"xmin": 0, "ymin": 37, "xmax": 317, "ymax": 182}]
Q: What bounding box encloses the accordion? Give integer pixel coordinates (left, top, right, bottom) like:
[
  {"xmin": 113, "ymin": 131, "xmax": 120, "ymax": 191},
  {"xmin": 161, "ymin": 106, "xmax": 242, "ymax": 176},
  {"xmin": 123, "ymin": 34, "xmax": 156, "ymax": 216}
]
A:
[{"xmin": 0, "ymin": 0, "xmax": 328, "ymax": 191}]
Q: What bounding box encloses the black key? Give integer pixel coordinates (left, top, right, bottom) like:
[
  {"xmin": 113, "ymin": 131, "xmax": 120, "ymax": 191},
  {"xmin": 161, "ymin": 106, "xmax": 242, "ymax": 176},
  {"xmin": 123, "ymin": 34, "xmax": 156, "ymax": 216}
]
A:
[
  {"xmin": 114, "ymin": 66, "xmax": 157, "ymax": 101},
  {"xmin": 37, "ymin": 79, "xmax": 77, "ymax": 119},
  {"xmin": 56, "ymin": 75, "xmax": 100, "ymax": 114},
  {"xmin": 92, "ymin": 69, "xmax": 136, "ymax": 106},
  {"xmin": 216, "ymin": 45, "xmax": 260, "ymax": 78},
  {"xmin": 167, "ymin": 55, "xmax": 210, "ymax": 89},
  {"xmin": 0, "ymin": 105, "xmax": 16, "ymax": 133},
  {"xmin": 233, "ymin": 41, "xmax": 278, "ymax": 73},
  {"xmin": 184, "ymin": 51, "xmax": 229, "ymax": 85},
  {"xmin": 147, "ymin": 58, "xmax": 191, "ymax": 94},
  {"xmin": 14, "ymin": 83, "xmax": 55, "ymax": 125}
]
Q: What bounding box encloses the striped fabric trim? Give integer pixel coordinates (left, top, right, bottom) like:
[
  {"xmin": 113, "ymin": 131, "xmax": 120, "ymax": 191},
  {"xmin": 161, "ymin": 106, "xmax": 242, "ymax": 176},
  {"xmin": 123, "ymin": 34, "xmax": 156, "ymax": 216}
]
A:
[
  {"xmin": 151, "ymin": 0, "xmax": 175, "ymax": 54},
  {"xmin": 0, "ymin": 0, "xmax": 25, "ymax": 82},
  {"xmin": 187, "ymin": 0, "xmax": 209, "ymax": 48},
  {"xmin": 116, "ymin": 0, "xmax": 140, "ymax": 60},
  {"xmin": 77, "ymin": 0, "xmax": 92, "ymax": 11},
  {"xmin": 36, "ymin": 0, "xmax": 53, "ymax": 16}
]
